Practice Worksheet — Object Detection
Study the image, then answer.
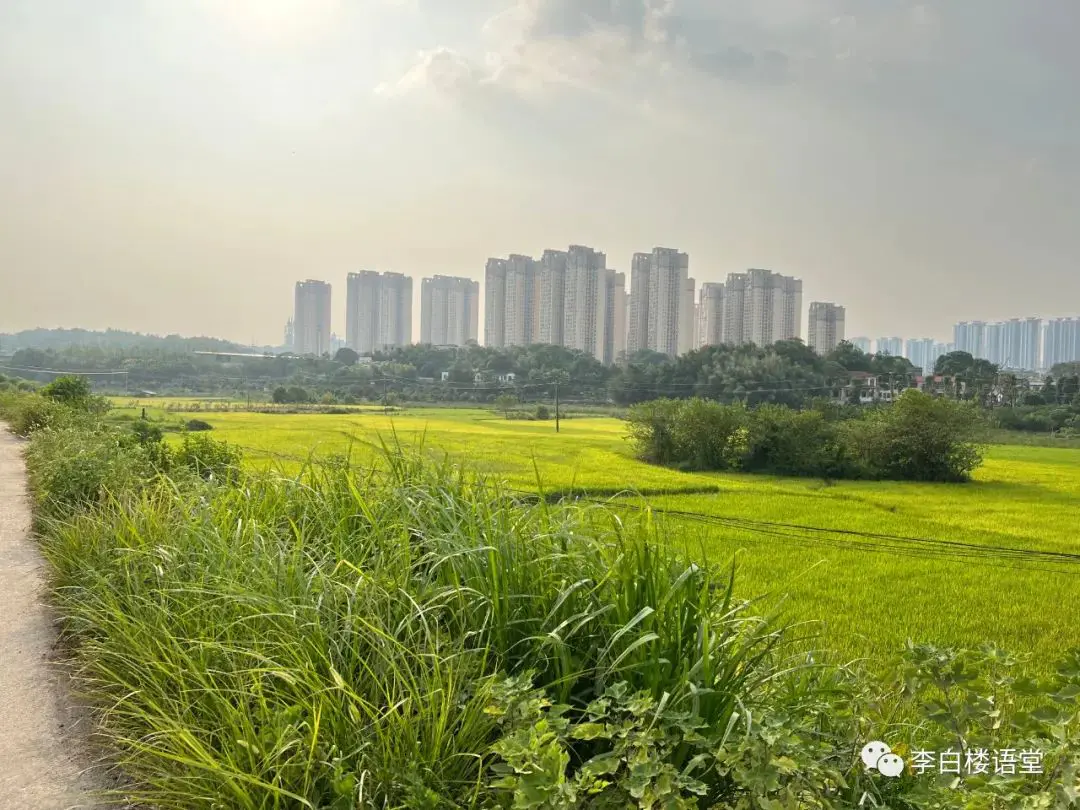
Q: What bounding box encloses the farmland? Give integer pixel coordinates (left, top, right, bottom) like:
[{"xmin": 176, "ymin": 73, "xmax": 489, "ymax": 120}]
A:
[{"xmin": 116, "ymin": 400, "xmax": 1080, "ymax": 667}]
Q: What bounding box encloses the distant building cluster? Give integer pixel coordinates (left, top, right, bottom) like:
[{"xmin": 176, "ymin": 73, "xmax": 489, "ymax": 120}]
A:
[
  {"xmin": 289, "ymin": 252, "xmax": 813, "ymax": 364},
  {"xmin": 954, "ymin": 317, "xmax": 1077, "ymax": 371},
  {"xmin": 286, "ymin": 250, "xmax": 1080, "ymax": 373}
]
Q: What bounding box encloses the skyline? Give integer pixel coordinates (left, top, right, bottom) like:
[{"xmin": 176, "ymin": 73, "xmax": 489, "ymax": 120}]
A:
[{"xmin": 2, "ymin": 1, "xmax": 1078, "ymax": 345}]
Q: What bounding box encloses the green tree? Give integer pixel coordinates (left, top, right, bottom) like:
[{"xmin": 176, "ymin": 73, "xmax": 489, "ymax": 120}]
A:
[{"xmin": 333, "ymin": 347, "xmax": 360, "ymax": 366}]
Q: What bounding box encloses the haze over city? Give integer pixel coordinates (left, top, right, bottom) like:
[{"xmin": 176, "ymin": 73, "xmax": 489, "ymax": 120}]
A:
[{"xmin": 2, "ymin": 0, "xmax": 1078, "ymax": 345}]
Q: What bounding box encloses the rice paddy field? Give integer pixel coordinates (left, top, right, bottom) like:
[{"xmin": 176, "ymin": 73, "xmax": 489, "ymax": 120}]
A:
[{"xmin": 115, "ymin": 400, "xmax": 1080, "ymax": 668}]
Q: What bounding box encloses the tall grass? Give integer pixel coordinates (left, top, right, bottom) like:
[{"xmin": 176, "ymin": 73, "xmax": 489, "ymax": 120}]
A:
[{"xmin": 38, "ymin": 448, "xmax": 799, "ymax": 808}]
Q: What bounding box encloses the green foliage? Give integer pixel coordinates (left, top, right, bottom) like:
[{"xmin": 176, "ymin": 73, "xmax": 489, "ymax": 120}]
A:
[
  {"xmin": 184, "ymin": 418, "xmax": 213, "ymax": 431},
  {"xmin": 495, "ymin": 393, "xmax": 518, "ymax": 418},
  {"xmin": 535, "ymin": 404, "xmax": 551, "ymax": 420},
  {"xmin": 15, "ymin": 407, "xmax": 1080, "ymax": 808},
  {"xmin": 893, "ymin": 643, "xmax": 1080, "ymax": 808},
  {"xmin": 0, "ymin": 391, "xmax": 68, "ymax": 436},
  {"xmin": 172, "ymin": 433, "xmax": 242, "ymax": 481},
  {"xmin": 40, "ymin": 373, "xmax": 93, "ymax": 404},
  {"xmin": 24, "ymin": 423, "xmax": 161, "ymax": 519},
  {"xmin": 333, "ymin": 347, "xmax": 360, "ymax": 365},
  {"xmin": 627, "ymin": 391, "xmax": 984, "ymax": 482}
]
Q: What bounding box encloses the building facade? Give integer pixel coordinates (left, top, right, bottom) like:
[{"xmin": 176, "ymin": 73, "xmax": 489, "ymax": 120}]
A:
[
  {"xmin": 721, "ymin": 269, "xmax": 802, "ymax": 347},
  {"xmin": 420, "ymin": 275, "xmax": 479, "ymax": 347},
  {"xmin": 346, "ymin": 271, "xmax": 413, "ymax": 353},
  {"xmin": 563, "ymin": 245, "xmax": 609, "ymax": 362},
  {"xmin": 850, "ymin": 337, "xmax": 871, "ymax": 353},
  {"xmin": 626, "ymin": 252, "xmax": 652, "ymax": 355},
  {"xmin": 697, "ymin": 283, "xmax": 725, "ymax": 348},
  {"xmin": 807, "ymin": 302, "xmax": 846, "ymax": 355},
  {"xmin": 604, "ymin": 270, "xmax": 627, "ymax": 365},
  {"xmin": 293, "ymin": 279, "xmax": 332, "ymax": 356},
  {"xmin": 904, "ymin": 338, "xmax": 937, "ymax": 373},
  {"xmin": 876, "ymin": 337, "xmax": 903, "ymax": 357},
  {"xmin": 624, "ymin": 247, "xmax": 693, "ymax": 358},
  {"xmin": 1044, "ymin": 318, "xmax": 1080, "ymax": 370},
  {"xmin": 537, "ymin": 249, "xmax": 569, "ymax": 346},
  {"xmin": 954, "ymin": 321, "xmax": 987, "ymax": 358}
]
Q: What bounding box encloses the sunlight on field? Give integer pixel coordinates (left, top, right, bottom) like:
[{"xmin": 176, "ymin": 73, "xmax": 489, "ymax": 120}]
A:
[{"xmin": 133, "ymin": 404, "xmax": 1080, "ymax": 665}]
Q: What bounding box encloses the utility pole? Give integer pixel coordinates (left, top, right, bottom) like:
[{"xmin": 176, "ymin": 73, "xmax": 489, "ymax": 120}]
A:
[{"xmin": 554, "ymin": 381, "xmax": 560, "ymax": 433}]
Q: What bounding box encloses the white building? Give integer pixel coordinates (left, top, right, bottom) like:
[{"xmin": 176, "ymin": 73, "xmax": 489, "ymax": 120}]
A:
[
  {"xmin": 904, "ymin": 338, "xmax": 937, "ymax": 373},
  {"xmin": 876, "ymin": 337, "xmax": 903, "ymax": 357},
  {"xmin": 625, "ymin": 247, "xmax": 693, "ymax": 358},
  {"xmin": 484, "ymin": 258, "xmax": 507, "ymax": 347},
  {"xmin": 721, "ymin": 269, "xmax": 802, "ymax": 347},
  {"xmin": 293, "ymin": 279, "xmax": 332, "ymax": 356},
  {"xmin": 346, "ymin": 271, "xmax": 412, "ymax": 353},
  {"xmin": 538, "ymin": 249, "xmax": 569, "ymax": 346},
  {"xmin": 420, "ymin": 275, "xmax": 479, "ymax": 347},
  {"xmin": 807, "ymin": 302, "xmax": 845, "ymax": 355},
  {"xmin": 604, "ymin": 270, "xmax": 627, "ymax": 365},
  {"xmin": 850, "ymin": 337, "xmax": 872, "ymax": 353},
  {"xmin": 485, "ymin": 254, "xmax": 541, "ymax": 348},
  {"xmin": 626, "ymin": 252, "xmax": 651, "ymax": 355},
  {"xmin": 697, "ymin": 283, "xmax": 725, "ymax": 348},
  {"xmin": 1043, "ymin": 317, "xmax": 1080, "ymax": 370},
  {"xmin": 954, "ymin": 321, "xmax": 987, "ymax": 358},
  {"xmin": 679, "ymin": 276, "xmax": 696, "ymax": 356},
  {"xmin": 563, "ymin": 244, "xmax": 609, "ymax": 362}
]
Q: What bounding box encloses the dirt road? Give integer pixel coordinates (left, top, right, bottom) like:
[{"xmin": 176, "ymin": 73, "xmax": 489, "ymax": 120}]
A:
[{"xmin": 0, "ymin": 425, "xmax": 113, "ymax": 809}]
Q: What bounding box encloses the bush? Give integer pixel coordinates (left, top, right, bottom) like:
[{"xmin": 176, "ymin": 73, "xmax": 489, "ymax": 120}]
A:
[
  {"xmin": 185, "ymin": 419, "xmax": 213, "ymax": 432},
  {"xmin": 0, "ymin": 392, "xmax": 69, "ymax": 436},
  {"xmin": 24, "ymin": 423, "xmax": 160, "ymax": 519},
  {"xmin": 627, "ymin": 391, "xmax": 984, "ymax": 482},
  {"xmin": 534, "ymin": 404, "xmax": 551, "ymax": 420},
  {"xmin": 171, "ymin": 434, "xmax": 242, "ymax": 481}
]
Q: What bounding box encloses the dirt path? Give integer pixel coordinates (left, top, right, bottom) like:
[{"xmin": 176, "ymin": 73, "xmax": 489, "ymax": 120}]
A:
[{"xmin": 0, "ymin": 425, "xmax": 114, "ymax": 809}]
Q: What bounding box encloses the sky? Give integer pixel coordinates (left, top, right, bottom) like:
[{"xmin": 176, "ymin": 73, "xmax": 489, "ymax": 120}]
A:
[{"xmin": 1, "ymin": 0, "xmax": 1078, "ymax": 347}]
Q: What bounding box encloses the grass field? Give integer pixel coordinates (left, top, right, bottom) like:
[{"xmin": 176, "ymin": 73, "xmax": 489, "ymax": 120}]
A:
[{"xmin": 114, "ymin": 402, "xmax": 1080, "ymax": 668}]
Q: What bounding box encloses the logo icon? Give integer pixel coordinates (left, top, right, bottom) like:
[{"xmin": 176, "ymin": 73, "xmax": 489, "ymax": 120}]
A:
[{"xmin": 861, "ymin": 741, "xmax": 905, "ymax": 778}]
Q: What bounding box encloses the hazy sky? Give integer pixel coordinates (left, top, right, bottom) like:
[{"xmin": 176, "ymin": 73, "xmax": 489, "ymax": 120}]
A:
[{"xmin": 2, "ymin": 0, "xmax": 1078, "ymax": 346}]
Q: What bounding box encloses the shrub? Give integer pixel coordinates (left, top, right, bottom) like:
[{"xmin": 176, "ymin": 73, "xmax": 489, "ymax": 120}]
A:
[
  {"xmin": 627, "ymin": 391, "xmax": 984, "ymax": 482},
  {"xmin": 0, "ymin": 392, "xmax": 69, "ymax": 436},
  {"xmin": 184, "ymin": 418, "xmax": 213, "ymax": 432},
  {"xmin": 869, "ymin": 389, "xmax": 984, "ymax": 482},
  {"xmin": 24, "ymin": 423, "xmax": 159, "ymax": 519},
  {"xmin": 534, "ymin": 404, "xmax": 551, "ymax": 420},
  {"xmin": 171, "ymin": 433, "xmax": 242, "ymax": 481}
]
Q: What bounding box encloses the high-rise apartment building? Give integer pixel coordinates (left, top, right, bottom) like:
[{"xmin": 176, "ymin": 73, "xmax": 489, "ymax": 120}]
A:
[
  {"xmin": 1003, "ymin": 318, "xmax": 1042, "ymax": 370},
  {"xmin": 283, "ymin": 318, "xmax": 294, "ymax": 351},
  {"xmin": 679, "ymin": 276, "xmax": 697, "ymax": 356},
  {"xmin": 876, "ymin": 337, "xmax": 902, "ymax": 357},
  {"xmin": 625, "ymin": 247, "xmax": 693, "ymax": 358},
  {"xmin": 504, "ymin": 254, "xmax": 540, "ymax": 347},
  {"xmin": 954, "ymin": 321, "xmax": 987, "ymax": 358},
  {"xmin": 538, "ymin": 249, "xmax": 569, "ymax": 346},
  {"xmin": 293, "ymin": 280, "xmax": 332, "ymax": 356},
  {"xmin": 721, "ymin": 269, "xmax": 802, "ymax": 346},
  {"xmin": 904, "ymin": 338, "xmax": 937, "ymax": 373},
  {"xmin": 807, "ymin": 302, "xmax": 845, "ymax": 355},
  {"xmin": 484, "ymin": 258, "xmax": 507, "ymax": 348},
  {"xmin": 563, "ymin": 245, "xmax": 609, "ymax": 362},
  {"xmin": 697, "ymin": 282, "xmax": 725, "ymax": 348},
  {"xmin": 346, "ymin": 271, "xmax": 413, "ymax": 353},
  {"xmin": 1043, "ymin": 318, "xmax": 1080, "ymax": 370},
  {"xmin": 420, "ymin": 275, "xmax": 479, "ymax": 347},
  {"xmin": 626, "ymin": 252, "xmax": 652, "ymax": 355},
  {"xmin": 850, "ymin": 337, "xmax": 872, "ymax": 353},
  {"xmin": 485, "ymin": 255, "xmax": 540, "ymax": 348},
  {"xmin": 604, "ymin": 271, "xmax": 627, "ymax": 365},
  {"xmin": 954, "ymin": 318, "xmax": 1042, "ymax": 369}
]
